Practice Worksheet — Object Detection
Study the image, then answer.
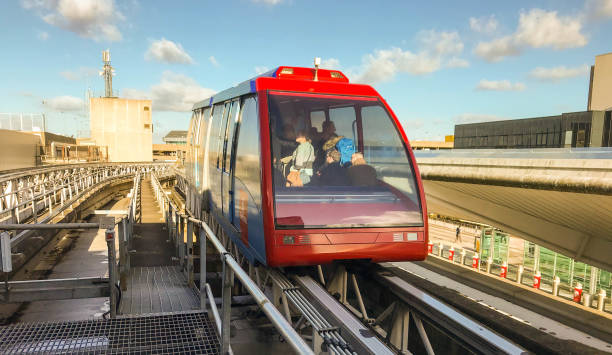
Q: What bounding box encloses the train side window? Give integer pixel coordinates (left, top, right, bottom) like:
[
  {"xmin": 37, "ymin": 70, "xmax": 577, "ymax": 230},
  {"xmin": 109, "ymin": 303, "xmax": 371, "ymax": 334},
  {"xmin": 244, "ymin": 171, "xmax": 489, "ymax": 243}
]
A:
[
  {"xmin": 329, "ymin": 106, "xmax": 356, "ymax": 141},
  {"xmin": 218, "ymin": 102, "xmax": 232, "ymax": 169},
  {"xmin": 209, "ymin": 103, "xmax": 225, "ymax": 170},
  {"xmin": 196, "ymin": 107, "xmax": 210, "ymax": 190},
  {"xmin": 185, "ymin": 112, "xmax": 195, "ymax": 183},
  {"xmin": 361, "ymin": 104, "xmax": 419, "ymax": 203},
  {"xmin": 310, "ymin": 110, "xmax": 325, "ymax": 131},
  {"xmin": 193, "ymin": 110, "xmax": 202, "ymax": 188},
  {"xmin": 223, "ymin": 99, "xmax": 240, "ymax": 173},
  {"xmin": 234, "ymin": 95, "xmax": 261, "ymax": 207}
]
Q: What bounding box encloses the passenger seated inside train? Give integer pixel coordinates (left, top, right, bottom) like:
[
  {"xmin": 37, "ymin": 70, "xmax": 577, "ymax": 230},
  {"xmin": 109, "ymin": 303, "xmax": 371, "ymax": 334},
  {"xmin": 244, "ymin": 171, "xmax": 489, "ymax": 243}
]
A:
[
  {"xmin": 311, "ymin": 149, "xmax": 348, "ymax": 186},
  {"xmin": 347, "ymin": 152, "xmax": 378, "ymax": 186},
  {"xmin": 335, "ymin": 137, "xmax": 355, "ymax": 167},
  {"xmin": 314, "ymin": 121, "xmax": 339, "ymax": 169},
  {"xmin": 270, "ymin": 121, "xmax": 298, "ymax": 167},
  {"xmin": 281, "ymin": 130, "xmax": 315, "ymax": 187}
]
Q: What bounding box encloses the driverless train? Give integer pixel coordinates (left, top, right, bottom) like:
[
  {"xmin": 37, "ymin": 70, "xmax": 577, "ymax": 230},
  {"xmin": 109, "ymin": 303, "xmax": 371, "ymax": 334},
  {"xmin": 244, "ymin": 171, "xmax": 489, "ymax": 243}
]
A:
[{"xmin": 184, "ymin": 64, "xmax": 428, "ymax": 267}]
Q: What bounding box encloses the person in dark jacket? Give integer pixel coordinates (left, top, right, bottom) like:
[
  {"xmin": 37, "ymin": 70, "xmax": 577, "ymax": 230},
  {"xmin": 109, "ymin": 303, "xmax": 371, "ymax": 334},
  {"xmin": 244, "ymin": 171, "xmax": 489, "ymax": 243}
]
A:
[
  {"xmin": 347, "ymin": 153, "xmax": 378, "ymax": 186},
  {"xmin": 312, "ymin": 149, "xmax": 348, "ymax": 186}
]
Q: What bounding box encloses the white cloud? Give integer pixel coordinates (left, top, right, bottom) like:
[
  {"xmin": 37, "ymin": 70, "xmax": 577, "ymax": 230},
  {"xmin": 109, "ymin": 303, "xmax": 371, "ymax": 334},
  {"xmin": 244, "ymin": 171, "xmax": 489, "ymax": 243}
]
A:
[
  {"xmin": 321, "ymin": 58, "xmax": 340, "ymax": 69},
  {"xmin": 208, "ymin": 56, "xmax": 219, "ymax": 67},
  {"xmin": 145, "ymin": 38, "xmax": 194, "ymax": 64},
  {"xmin": 447, "ymin": 57, "xmax": 470, "ymax": 68},
  {"xmin": 515, "ymin": 9, "xmax": 587, "ymax": 49},
  {"xmin": 46, "ymin": 95, "xmax": 84, "ymax": 112},
  {"xmin": 453, "ymin": 113, "xmax": 507, "ymax": 124},
  {"xmin": 254, "ymin": 66, "xmax": 269, "ymax": 75},
  {"xmin": 351, "ymin": 30, "xmax": 466, "ymax": 84},
  {"xmin": 419, "ymin": 30, "xmax": 464, "ymax": 56},
  {"xmin": 470, "ymin": 15, "xmax": 498, "ymax": 34},
  {"xmin": 474, "ymin": 36, "xmax": 520, "ymax": 62},
  {"xmin": 123, "ymin": 71, "xmax": 215, "ymax": 112},
  {"xmin": 22, "ymin": 0, "xmax": 123, "ymax": 42},
  {"xmin": 474, "ymin": 9, "xmax": 587, "ymax": 62},
  {"xmin": 60, "ymin": 67, "xmax": 98, "ymax": 81},
  {"xmin": 475, "ymin": 79, "xmax": 526, "ymax": 91},
  {"xmin": 529, "ymin": 65, "xmax": 590, "ymax": 82},
  {"xmin": 585, "ymin": 0, "xmax": 612, "ymax": 19},
  {"xmin": 38, "ymin": 31, "xmax": 49, "ymax": 40}
]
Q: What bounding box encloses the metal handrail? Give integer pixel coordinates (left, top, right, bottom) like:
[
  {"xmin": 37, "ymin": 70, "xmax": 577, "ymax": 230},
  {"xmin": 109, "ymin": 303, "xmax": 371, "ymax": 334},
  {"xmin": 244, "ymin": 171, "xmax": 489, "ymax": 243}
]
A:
[
  {"xmin": 194, "ymin": 216, "xmax": 313, "ymax": 354},
  {"xmin": 1, "ymin": 164, "xmax": 169, "ymax": 230},
  {"xmin": 1, "ymin": 170, "xmax": 144, "ymax": 318},
  {"xmin": 149, "ymin": 173, "xmax": 313, "ymax": 354}
]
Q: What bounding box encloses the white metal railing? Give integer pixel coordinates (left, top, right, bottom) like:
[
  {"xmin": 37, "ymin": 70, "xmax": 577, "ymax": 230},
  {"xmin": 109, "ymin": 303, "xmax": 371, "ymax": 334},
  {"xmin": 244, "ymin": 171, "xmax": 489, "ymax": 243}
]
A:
[
  {"xmin": 1, "ymin": 172, "xmax": 143, "ymax": 319},
  {"xmin": 1, "ymin": 164, "xmax": 169, "ymax": 248},
  {"xmin": 149, "ymin": 173, "xmax": 313, "ymax": 355}
]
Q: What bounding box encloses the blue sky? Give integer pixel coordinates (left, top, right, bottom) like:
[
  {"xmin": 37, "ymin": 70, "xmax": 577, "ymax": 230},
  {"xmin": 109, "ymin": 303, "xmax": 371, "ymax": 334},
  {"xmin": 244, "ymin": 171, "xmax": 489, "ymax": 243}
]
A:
[{"xmin": 2, "ymin": 0, "xmax": 612, "ymax": 142}]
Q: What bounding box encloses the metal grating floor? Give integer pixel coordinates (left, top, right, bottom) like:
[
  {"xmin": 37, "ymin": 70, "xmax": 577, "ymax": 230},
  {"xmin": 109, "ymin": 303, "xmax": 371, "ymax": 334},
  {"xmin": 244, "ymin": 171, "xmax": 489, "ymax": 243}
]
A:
[
  {"xmin": 120, "ymin": 266, "xmax": 200, "ymax": 315},
  {"xmin": 0, "ymin": 311, "xmax": 219, "ymax": 354}
]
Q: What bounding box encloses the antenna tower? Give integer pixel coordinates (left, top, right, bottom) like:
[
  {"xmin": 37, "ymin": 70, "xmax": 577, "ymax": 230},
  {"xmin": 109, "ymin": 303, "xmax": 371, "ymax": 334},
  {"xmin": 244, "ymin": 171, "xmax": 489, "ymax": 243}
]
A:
[{"xmin": 100, "ymin": 50, "xmax": 115, "ymax": 97}]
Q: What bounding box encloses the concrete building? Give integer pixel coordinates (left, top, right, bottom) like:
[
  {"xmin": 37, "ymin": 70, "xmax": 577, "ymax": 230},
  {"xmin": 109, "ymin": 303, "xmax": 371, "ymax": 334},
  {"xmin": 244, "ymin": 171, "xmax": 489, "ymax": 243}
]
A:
[
  {"xmin": 454, "ymin": 111, "xmax": 610, "ymax": 149},
  {"xmin": 153, "ymin": 143, "xmax": 186, "ymax": 163},
  {"xmin": 0, "ymin": 129, "xmax": 40, "ymax": 170},
  {"xmin": 588, "ymin": 52, "xmax": 612, "ymax": 111},
  {"xmin": 90, "ymin": 97, "xmax": 153, "ymax": 162},
  {"xmin": 162, "ymin": 130, "xmax": 187, "ymax": 145}
]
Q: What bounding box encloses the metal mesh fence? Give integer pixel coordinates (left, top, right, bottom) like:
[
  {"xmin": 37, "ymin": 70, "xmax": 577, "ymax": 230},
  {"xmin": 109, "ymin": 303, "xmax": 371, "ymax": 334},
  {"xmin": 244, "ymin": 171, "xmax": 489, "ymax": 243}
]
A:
[
  {"xmin": 0, "ymin": 311, "xmax": 219, "ymax": 354},
  {"xmin": 0, "ymin": 113, "xmax": 45, "ymax": 132}
]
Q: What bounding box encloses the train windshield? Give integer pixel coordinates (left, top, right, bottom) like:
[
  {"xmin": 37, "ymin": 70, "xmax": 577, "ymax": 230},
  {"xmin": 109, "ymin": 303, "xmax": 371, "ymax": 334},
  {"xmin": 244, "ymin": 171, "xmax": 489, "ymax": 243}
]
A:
[{"xmin": 269, "ymin": 92, "xmax": 423, "ymax": 229}]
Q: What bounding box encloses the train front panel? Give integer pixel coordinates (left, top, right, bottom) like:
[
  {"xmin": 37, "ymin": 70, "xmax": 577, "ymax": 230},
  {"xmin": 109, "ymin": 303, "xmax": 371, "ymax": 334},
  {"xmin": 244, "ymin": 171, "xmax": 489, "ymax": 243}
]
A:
[{"xmin": 254, "ymin": 77, "xmax": 428, "ymax": 267}]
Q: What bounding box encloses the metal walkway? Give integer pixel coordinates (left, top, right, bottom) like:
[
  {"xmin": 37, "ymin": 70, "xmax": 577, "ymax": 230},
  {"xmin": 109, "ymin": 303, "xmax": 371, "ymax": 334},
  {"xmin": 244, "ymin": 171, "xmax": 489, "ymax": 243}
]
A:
[
  {"xmin": 120, "ymin": 266, "xmax": 200, "ymax": 315},
  {"xmin": 0, "ymin": 311, "xmax": 219, "ymax": 354}
]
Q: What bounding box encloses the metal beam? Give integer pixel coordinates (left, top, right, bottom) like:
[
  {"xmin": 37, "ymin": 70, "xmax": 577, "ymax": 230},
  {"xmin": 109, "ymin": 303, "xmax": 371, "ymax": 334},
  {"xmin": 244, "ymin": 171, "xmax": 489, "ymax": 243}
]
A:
[
  {"xmin": 294, "ymin": 275, "xmax": 394, "ymax": 355},
  {"xmin": 1, "ymin": 277, "xmax": 109, "ymax": 303}
]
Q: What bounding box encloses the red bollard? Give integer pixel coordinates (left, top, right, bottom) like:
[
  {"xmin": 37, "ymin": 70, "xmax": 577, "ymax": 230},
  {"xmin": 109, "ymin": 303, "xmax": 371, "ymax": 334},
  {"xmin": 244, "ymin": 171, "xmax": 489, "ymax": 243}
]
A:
[
  {"xmin": 427, "ymin": 242, "xmax": 433, "ymax": 254},
  {"xmin": 472, "ymin": 254, "xmax": 479, "ymax": 269},
  {"xmin": 573, "ymin": 283, "xmax": 583, "ymax": 303},
  {"xmin": 533, "ymin": 271, "xmax": 541, "ymax": 289},
  {"xmin": 448, "ymin": 247, "xmax": 455, "ymax": 261},
  {"xmin": 500, "ymin": 262, "xmax": 507, "ymax": 278}
]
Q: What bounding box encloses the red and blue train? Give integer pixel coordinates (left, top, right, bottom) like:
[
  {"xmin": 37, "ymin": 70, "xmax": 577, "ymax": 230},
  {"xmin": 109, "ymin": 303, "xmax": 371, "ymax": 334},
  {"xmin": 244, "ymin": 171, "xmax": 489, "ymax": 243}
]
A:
[{"xmin": 184, "ymin": 65, "xmax": 428, "ymax": 267}]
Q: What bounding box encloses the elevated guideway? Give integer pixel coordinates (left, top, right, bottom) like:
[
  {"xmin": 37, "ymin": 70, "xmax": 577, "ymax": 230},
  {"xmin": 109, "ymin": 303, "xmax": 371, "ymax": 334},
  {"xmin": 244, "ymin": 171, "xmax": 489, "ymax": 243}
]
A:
[{"xmin": 415, "ymin": 148, "xmax": 612, "ymax": 271}]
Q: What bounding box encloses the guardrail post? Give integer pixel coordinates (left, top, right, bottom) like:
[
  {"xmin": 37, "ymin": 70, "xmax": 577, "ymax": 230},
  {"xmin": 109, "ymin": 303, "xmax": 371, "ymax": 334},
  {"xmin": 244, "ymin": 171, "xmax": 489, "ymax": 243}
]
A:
[
  {"xmin": 175, "ymin": 212, "xmax": 180, "ymax": 260},
  {"xmin": 105, "ymin": 227, "xmax": 117, "ymax": 318},
  {"xmin": 1, "ymin": 232, "xmax": 12, "ymax": 274},
  {"xmin": 168, "ymin": 204, "xmax": 173, "ymax": 239},
  {"xmin": 517, "ymin": 265, "xmax": 524, "ymax": 284},
  {"xmin": 181, "ymin": 216, "xmax": 186, "ymax": 266},
  {"xmin": 221, "ymin": 256, "xmax": 234, "ymax": 355},
  {"xmin": 118, "ymin": 219, "xmax": 128, "ymax": 291},
  {"xmin": 200, "ymin": 227, "xmax": 207, "ymax": 310},
  {"xmin": 187, "ymin": 220, "xmax": 194, "ymax": 285},
  {"xmin": 597, "ymin": 289, "xmax": 606, "ymax": 311},
  {"xmin": 582, "ymin": 292, "xmax": 592, "ymax": 307},
  {"xmin": 552, "ymin": 276, "xmax": 560, "ymax": 296}
]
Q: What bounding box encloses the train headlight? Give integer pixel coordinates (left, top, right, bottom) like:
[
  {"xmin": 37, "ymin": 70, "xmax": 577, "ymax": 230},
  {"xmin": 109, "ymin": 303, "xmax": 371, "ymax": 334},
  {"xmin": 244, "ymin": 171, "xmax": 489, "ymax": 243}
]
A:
[{"xmin": 283, "ymin": 235, "xmax": 295, "ymax": 245}]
